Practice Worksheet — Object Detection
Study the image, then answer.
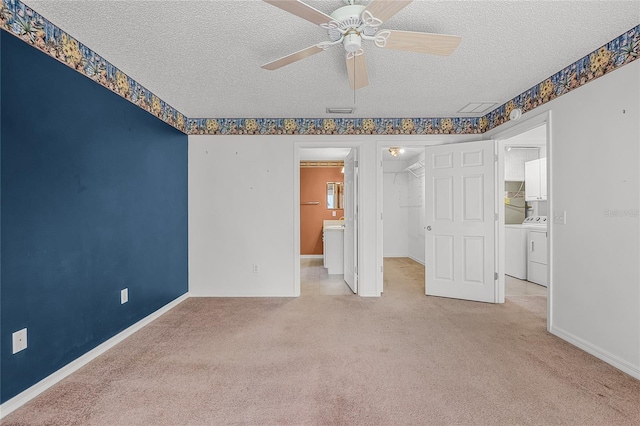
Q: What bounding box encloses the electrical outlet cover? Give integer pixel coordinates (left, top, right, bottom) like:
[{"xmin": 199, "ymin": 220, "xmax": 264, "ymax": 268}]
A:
[
  {"xmin": 121, "ymin": 288, "xmax": 129, "ymax": 304},
  {"xmin": 554, "ymin": 210, "xmax": 567, "ymax": 224},
  {"xmin": 12, "ymin": 328, "xmax": 27, "ymax": 354}
]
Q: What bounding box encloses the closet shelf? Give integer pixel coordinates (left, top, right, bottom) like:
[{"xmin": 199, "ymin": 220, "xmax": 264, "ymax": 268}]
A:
[{"xmin": 405, "ymin": 160, "xmax": 425, "ymax": 178}]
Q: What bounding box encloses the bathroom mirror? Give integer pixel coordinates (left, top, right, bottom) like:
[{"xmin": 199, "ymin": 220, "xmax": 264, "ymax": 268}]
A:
[{"xmin": 326, "ymin": 182, "xmax": 344, "ymax": 210}]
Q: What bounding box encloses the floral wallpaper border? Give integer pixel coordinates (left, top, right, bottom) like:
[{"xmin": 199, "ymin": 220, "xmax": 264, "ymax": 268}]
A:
[
  {"xmin": 1, "ymin": 0, "xmax": 638, "ymax": 136},
  {"xmin": 184, "ymin": 117, "xmax": 484, "ymax": 135},
  {"xmin": 482, "ymin": 25, "xmax": 639, "ymax": 133}
]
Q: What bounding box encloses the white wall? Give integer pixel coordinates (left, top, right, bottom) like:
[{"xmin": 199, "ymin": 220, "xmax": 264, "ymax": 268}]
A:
[
  {"xmin": 407, "ymin": 201, "xmax": 426, "ymax": 264},
  {"xmin": 407, "ymin": 153, "xmax": 426, "ymax": 264},
  {"xmin": 487, "ymin": 60, "xmax": 640, "ymax": 378},
  {"xmin": 189, "ymin": 135, "xmax": 402, "ymax": 297},
  {"xmin": 381, "ymin": 151, "xmax": 429, "ymax": 264},
  {"xmin": 383, "ymin": 172, "xmax": 409, "ymax": 257},
  {"xmin": 189, "ymin": 137, "xmax": 296, "ymax": 296},
  {"xmin": 190, "ymin": 135, "xmax": 477, "ymax": 298}
]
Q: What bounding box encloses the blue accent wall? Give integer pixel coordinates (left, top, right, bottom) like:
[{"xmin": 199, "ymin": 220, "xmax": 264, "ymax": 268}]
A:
[{"xmin": 1, "ymin": 32, "xmax": 188, "ymax": 403}]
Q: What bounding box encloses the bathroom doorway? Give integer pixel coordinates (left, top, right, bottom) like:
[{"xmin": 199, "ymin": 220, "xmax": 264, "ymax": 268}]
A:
[{"xmin": 295, "ymin": 145, "xmax": 360, "ymax": 296}]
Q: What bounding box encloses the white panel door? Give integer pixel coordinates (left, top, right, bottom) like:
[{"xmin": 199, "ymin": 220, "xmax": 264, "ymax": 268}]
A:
[
  {"xmin": 425, "ymin": 140, "xmax": 497, "ymax": 302},
  {"xmin": 343, "ymin": 148, "xmax": 358, "ymax": 293}
]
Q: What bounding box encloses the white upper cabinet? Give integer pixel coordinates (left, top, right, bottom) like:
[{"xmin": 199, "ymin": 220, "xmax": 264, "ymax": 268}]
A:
[
  {"xmin": 540, "ymin": 157, "xmax": 547, "ymax": 199},
  {"xmin": 525, "ymin": 158, "xmax": 547, "ymax": 201}
]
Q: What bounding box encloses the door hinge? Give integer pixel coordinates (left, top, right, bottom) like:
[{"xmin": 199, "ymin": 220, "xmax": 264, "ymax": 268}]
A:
[
  {"xmin": 494, "ymin": 272, "xmax": 498, "ymax": 280},
  {"xmin": 355, "ymin": 160, "xmax": 359, "ymax": 168},
  {"xmin": 381, "ymin": 266, "xmax": 383, "ymax": 273},
  {"xmin": 495, "ymin": 213, "xmax": 499, "ymax": 221},
  {"xmin": 494, "ymin": 154, "xmax": 499, "ymax": 162},
  {"xmin": 381, "ymin": 212, "xmax": 383, "ymax": 220}
]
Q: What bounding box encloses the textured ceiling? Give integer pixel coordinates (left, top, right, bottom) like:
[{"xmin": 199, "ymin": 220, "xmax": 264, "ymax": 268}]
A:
[{"xmin": 21, "ymin": 0, "xmax": 640, "ymax": 119}]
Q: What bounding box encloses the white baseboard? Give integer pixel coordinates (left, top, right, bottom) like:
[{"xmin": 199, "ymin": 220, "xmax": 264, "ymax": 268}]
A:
[
  {"xmin": 300, "ymin": 255, "xmax": 323, "ymax": 259},
  {"xmin": 383, "ymin": 254, "xmax": 409, "ymax": 258},
  {"xmin": 189, "ymin": 293, "xmax": 296, "ymax": 298},
  {"xmin": 550, "ymin": 325, "xmax": 640, "ymax": 380},
  {"xmin": 408, "ymin": 255, "xmax": 426, "ymax": 266},
  {"xmin": 0, "ymin": 293, "xmax": 190, "ymax": 419}
]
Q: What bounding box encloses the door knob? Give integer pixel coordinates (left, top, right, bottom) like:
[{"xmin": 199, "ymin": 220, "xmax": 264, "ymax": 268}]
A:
[{"xmin": 426, "ymin": 226, "xmax": 432, "ymax": 231}]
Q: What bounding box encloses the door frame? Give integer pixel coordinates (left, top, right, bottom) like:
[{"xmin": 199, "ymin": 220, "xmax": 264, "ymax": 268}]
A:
[
  {"xmin": 343, "ymin": 147, "xmax": 358, "ymax": 293},
  {"xmin": 491, "ymin": 111, "xmax": 552, "ymax": 329},
  {"xmin": 294, "ymin": 141, "xmax": 363, "ymax": 296},
  {"xmin": 375, "ymin": 139, "xmax": 461, "ymax": 295}
]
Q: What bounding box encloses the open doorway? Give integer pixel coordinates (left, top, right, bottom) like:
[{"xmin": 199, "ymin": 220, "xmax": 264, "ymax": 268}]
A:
[
  {"xmin": 297, "ymin": 147, "xmax": 358, "ymax": 297},
  {"xmin": 380, "ymin": 146, "xmax": 426, "ymax": 297},
  {"xmin": 497, "ymin": 120, "xmax": 550, "ymax": 320}
]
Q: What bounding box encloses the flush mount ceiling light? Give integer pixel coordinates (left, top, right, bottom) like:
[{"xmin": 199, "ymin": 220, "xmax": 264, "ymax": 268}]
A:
[
  {"xmin": 509, "ymin": 108, "xmax": 523, "ymax": 121},
  {"xmin": 389, "ymin": 147, "xmax": 405, "ymax": 157}
]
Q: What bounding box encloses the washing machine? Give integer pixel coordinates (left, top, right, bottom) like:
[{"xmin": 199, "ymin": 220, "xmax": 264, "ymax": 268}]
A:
[
  {"xmin": 505, "ymin": 224, "xmax": 528, "ymax": 279},
  {"xmin": 524, "ymin": 216, "xmax": 548, "ymax": 286}
]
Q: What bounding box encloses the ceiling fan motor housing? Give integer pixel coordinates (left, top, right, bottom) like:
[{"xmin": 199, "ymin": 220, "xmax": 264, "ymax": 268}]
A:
[
  {"xmin": 329, "ymin": 4, "xmax": 366, "ymax": 24},
  {"xmin": 329, "ymin": 5, "xmax": 367, "ymax": 52}
]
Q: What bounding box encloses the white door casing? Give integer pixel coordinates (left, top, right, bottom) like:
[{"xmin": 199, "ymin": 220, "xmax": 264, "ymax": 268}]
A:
[
  {"xmin": 344, "ymin": 148, "xmax": 358, "ymax": 293},
  {"xmin": 425, "ymin": 140, "xmax": 497, "ymax": 303}
]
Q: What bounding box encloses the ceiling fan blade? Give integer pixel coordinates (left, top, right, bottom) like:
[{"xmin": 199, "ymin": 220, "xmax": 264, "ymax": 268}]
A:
[
  {"xmin": 261, "ymin": 45, "xmax": 325, "ymax": 70},
  {"xmin": 346, "ymin": 53, "xmax": 369, "ymax": 90},
  {"xmin": 381, "ymin": 30, "xmax": 462, "ymax": 56},
  {"xmin": 263, "ymin": 0, "xmax": 333, "ymax": 25},
  {"xmin": 363, "ymin": 0, "xmax": 412, "ymax": 24}
]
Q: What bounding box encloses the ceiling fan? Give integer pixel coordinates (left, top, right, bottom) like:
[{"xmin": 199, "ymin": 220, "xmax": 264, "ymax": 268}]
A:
[{"xmin": 261, "ymin": 0, "xmax": 462, "ymax": 90}]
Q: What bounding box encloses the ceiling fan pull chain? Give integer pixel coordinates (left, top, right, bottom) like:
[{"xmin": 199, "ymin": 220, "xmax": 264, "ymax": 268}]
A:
[
  {"xmin": 352, "ymin": 54, "xmax": 356, "ymax": 104},
  {"xmin": 374, "ymin": 30, "xmax": 391, "ymax": 48}
]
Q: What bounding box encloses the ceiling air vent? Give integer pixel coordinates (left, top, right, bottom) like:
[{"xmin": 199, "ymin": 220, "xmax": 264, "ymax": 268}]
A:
[
  {"xmin": 457, "ymin": 102, "xmax": 498, "ymax": 114},
  {"xmin": 326, "ymin": 107, "xmax": 355, "ymax": 114}
]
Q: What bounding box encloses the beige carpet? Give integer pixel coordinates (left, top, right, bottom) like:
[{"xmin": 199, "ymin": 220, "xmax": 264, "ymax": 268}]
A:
[{"xmin": 4, "ymin": 258, "xmax": 639, "ymax": 425}]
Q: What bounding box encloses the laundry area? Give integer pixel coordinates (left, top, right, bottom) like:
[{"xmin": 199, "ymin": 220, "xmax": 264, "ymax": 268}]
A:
[{"xmin": 503, "ymin": 126, "xmax": 548, "ymax": 288}]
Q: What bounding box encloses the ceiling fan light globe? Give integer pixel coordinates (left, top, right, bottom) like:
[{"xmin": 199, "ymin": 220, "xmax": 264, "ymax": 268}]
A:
[{"xmin": 344, "ymin": 33, "xmax": 362, "ymax": 52}]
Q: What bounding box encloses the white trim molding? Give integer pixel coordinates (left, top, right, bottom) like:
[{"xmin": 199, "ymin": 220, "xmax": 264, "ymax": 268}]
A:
[
  {"xmin": 0, "ymin": 294, "xmax": 190, "ymax": 419},
  {"xmin": 551, "ymin": 326, "xmax": 640, "ymax": 380}
]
